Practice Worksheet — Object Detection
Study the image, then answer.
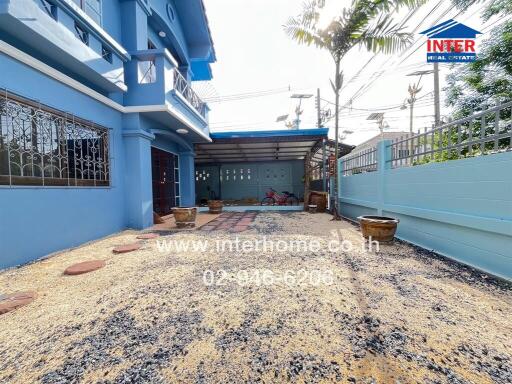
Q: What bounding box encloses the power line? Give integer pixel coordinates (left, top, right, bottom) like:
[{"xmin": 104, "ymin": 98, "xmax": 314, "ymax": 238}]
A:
[
  {"xmin": 347, "ymin": 1, "xmax": 454, "ymax": 103},
  {"xmin": 203, "ymin": 86, "xmax": 293, "ymax": 103}
]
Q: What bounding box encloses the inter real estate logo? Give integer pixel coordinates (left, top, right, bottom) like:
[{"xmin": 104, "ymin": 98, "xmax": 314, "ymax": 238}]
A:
[{"xmin": 420, "ymin": 19, "xmax": 482, "ymax": 63}]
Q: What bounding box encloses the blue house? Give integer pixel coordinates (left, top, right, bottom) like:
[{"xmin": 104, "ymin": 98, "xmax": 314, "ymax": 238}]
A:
[{"xmin": 0, "ymin": 0, "xmax": 216, "ymax": 268}]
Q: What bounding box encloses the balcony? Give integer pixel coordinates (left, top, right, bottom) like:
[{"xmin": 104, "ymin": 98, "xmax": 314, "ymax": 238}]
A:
[
  {"xmin": 0, "ymin": 0, "xmax": 128, "ymax": 93},
  {"xmin": 125, "ymin": 49, "xmax": 208, "ymax": 123}
]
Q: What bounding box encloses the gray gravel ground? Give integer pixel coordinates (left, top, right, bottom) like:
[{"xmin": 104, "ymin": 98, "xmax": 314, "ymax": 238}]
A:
[{"xmin": 0, "ymin": 212, "xmax": 511, "ymax": 383}]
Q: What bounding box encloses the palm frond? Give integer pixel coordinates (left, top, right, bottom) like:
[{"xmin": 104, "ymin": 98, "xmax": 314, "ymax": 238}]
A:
[
  {"xmin": 283, "ymin": 1, "xmax": 326, "ymax": 48},
  {"xmin": 354, "ymin": 12, "xmax": 412, "ymax": 53},
  {"xmin": 359, "ymin": 33, "xmax": 412, "ymax": 54}
]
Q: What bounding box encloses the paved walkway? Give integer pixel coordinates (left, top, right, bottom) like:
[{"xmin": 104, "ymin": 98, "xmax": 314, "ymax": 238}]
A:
[{"xmin": 200, "ymin": 211, "xmax": 258, "ymax": 232}]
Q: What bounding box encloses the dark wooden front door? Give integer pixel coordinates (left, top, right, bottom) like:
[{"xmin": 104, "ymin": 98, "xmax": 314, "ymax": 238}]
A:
[{"xmin": 151, "ymin": 147, "xmax": 178, "ymax": 216}]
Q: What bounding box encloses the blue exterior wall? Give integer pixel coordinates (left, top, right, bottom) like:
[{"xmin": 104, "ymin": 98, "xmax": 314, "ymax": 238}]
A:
[
  {"xmin": 0, "ymin": 0, "xmax": 216, "ymax": 269},
  {"xmin": 339, "ymin": 141, "xmax": 512, "ymax": 281},
  {"xmin": 0, "ymin": 52, "xmax": 126, "ymax": 267}
]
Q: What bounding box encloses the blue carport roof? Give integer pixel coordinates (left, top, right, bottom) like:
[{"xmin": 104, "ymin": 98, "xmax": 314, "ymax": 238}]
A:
[
  {"xmin": 210, "ymin": 128, "xmax": 328, "ymax": 139},
  {"xmin": 196, "ymin": 128, "xmax": 329, "ymax": 164}
]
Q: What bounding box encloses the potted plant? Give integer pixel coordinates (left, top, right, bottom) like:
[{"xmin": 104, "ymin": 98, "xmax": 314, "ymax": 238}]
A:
[
  {"xmin": 172, "ymin": 207, "xmax": 197, "ymax": 228},
  {"xmin": 357, "ymin": 216, "xmax": 400, "ymax": 243},
  {"xmin": 207, "ymin": 200, "xmax": 223, "ymax": 214}
]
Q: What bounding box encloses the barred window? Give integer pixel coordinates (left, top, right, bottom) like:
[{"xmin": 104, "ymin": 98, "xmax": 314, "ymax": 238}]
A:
[
  {"xmin": 72, "ymin": 0, "xmax": 102, "ymax": 25},
  {"xmin": 0, "ymin": 92, "xmax": 110, "ymax": 187}
]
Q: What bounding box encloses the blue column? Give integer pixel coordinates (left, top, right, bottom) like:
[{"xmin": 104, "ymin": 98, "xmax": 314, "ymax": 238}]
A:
[
  {"xmin": 123, "ymin": 129, "xmax": 155, "ymax": 229},
  {"xmin": 120, "ymin": 0, "xmax": 150, "ymax": 51},
  {"xmin": 179, "ymin": 151, "xmax": 196, "ymax": 207}
]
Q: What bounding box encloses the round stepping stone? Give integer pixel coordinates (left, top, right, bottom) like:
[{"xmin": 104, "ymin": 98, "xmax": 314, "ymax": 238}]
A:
[
  {"xmin": 136, "ymin": 233, "xmax": 160, "ymax": 240},
  {"xmin": 64, "ymin": 260, "xmax": 106, "ymax": 276},
  {"xmin": 113, "ymin": 242, "xmax": 142, "ymax": 254},
  {"xmin": 0, "ymin": 291, "xmax": 37, "ymax": 315}
]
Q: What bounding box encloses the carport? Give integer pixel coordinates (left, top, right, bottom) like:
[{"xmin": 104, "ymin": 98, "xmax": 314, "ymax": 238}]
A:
[{"xmin": 194, "ymin": 129, "xmax": 352, "ymax": 207}]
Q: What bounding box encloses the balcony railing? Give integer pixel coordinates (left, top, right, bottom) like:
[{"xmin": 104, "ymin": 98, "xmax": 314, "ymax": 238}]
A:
[
  {"xmin": 173, "ymin": 70, "xmax": 207, "ymax": 118},
  {"xmin": 128, "ymin": 49, "xmax": 208, "ymax": 120}
]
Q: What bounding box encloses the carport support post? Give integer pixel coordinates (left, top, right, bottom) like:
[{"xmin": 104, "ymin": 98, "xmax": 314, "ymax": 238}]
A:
[
  {"xmin": 322, "ymin": 138, "xmax": 327, "ymax": 192},
  {"xmin": 377, "ymin": 140, "xmax": 392, "ymax": 216},
  {"xmin": 179, "ymin": 151, "xmax": 196, "ymax": 207},
  {"xmin": 304, "ymin": 152, "xmax": 311, "ymax": 210}
]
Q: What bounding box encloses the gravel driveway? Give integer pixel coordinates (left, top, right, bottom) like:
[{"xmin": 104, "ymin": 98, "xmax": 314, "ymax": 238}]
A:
[{"xmin": 0, "ymin": 212, "xmax": 511, "ymax": 383}]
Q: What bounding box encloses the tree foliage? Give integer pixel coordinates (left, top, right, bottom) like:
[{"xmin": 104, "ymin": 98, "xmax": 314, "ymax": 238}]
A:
[
  {"xmin": 445, "ymin": 0, "xmax": 512, "ymax": 117},
  {"xmin": 284, "ymin": 0, "xmax": 424, "ymax": 62}
]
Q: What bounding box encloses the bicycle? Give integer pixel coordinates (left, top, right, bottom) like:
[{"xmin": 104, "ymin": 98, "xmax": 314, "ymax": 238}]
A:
[{"xmin": 261, "ymin": 188, "xmax": 299, "ymax": 206}]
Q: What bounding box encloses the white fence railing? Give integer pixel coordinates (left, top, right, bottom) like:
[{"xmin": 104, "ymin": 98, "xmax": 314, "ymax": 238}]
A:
[
  {"xmin": 341, "ymin": 147, "xmax": 377, "ymax": 176},
  {"xmin": 388, "ymin": 101, "xmax": 512, "ymax": 168}
]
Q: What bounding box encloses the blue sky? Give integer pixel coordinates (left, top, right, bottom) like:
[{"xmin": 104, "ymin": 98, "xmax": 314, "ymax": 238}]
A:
[{"xmin": 201, "ymin": 0, "xmax": 493, "ymax": 145}]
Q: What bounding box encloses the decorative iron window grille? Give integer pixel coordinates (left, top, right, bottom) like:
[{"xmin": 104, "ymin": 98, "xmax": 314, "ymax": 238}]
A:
[
  {"xmin": 0, "ymin": 91, "xmax": 110, "ymax": 187},
  {"xmin": 74, "ymin": 22, "xmax": 89, "ymax": 45}
]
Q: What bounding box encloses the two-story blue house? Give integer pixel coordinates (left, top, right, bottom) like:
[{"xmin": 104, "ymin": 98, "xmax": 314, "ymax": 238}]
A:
[{"xmin": 0, "ymin": 0, "xmax": 216, "ymax": 268}]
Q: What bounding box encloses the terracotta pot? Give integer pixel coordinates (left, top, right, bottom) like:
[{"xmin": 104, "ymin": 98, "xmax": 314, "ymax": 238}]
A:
[
  {"xmin": 172, "ymin": 207, "xmax": 197, "ymax": 228},
  {"xmin": 357, "ymin": 215, "xmax": 399, "ymax": 243},
  {"xmin": 207, "ymin": 200, "xmax": 223, "ymax": 214},
  {"xmin": 309, "ymin": 192, "xmax": 327, "ymax": 212}
]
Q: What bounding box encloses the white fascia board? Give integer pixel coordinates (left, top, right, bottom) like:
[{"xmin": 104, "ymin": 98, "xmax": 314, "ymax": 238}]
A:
[{"xmin": 125, "ymin": 104, "xmax": 212, "ymax": 142}]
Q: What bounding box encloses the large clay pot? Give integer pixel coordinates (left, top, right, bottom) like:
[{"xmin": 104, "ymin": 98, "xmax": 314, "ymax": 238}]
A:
[
  {"xmin": 172, "ymin": 207, "xmax": 197, "ymax": 228},
  {"xmin": 357, "ymin": 216, "xmax": 399, "ymax": 243},
  {"xmin": 309, "ymin": 192, "xmax": 327, "ymax": 212},
  {"xmin": 207, "ymin": 200, "xmax": 223, "ymax": 214}
]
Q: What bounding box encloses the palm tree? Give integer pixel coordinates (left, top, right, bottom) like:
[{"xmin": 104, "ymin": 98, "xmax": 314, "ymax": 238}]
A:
[{"xmin": 285, "ymin": 0, "xmax": 425, "ymax": 219}]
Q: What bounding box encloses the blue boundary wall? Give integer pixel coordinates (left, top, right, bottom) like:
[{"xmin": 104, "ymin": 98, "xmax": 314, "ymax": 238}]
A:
[{"xmin": 339, "ymin": 140, "xmax": 512, "ymax": 280}]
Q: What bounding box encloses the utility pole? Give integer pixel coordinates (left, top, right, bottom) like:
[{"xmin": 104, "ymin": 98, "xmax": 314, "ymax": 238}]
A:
[
  {"xmin": 407, "ymin": 82, "xmax": 422, "ymax": 134},
  {"xmin": 332, "ymin": 61, "xmax": 342, "ymax": 220},
  {"xmin": 433, "ymin": 62, "xmax": 441, "ymax": 126},
  {"xmin": 316, "ymin": 88, "xmax": 322, "ymax": 128}
]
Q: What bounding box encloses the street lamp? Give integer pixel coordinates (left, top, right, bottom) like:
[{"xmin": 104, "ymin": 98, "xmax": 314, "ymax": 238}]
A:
[
  {"xmin": 405, "ymin": 70, "xmax": 433, "ymax": 135},
  {"xmin": 407, "ymin": 69, "xmax": 440, "ymax": 127},
  {"xmin": 367, "ymin": 113, "xmax": 387, "ymax": 140},
  {"xmin": 290, "ymin": 93, "xmax": 313, "ymax": 130}
]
